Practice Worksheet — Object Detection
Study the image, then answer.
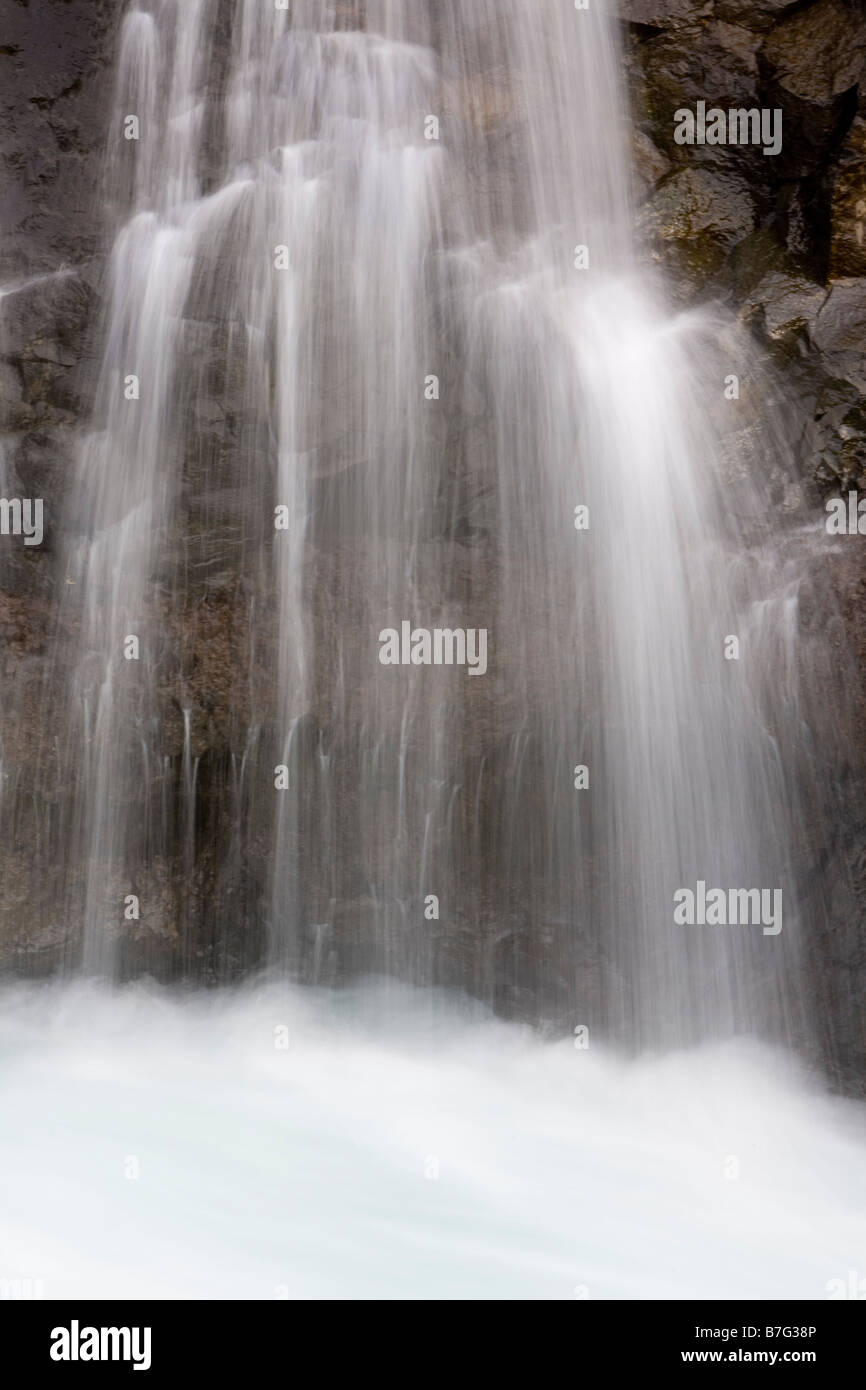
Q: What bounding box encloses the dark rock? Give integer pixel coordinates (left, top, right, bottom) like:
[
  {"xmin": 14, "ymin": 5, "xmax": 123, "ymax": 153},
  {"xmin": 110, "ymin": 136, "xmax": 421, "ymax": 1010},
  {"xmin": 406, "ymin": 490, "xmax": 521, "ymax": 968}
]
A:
[
  {"xmin": 740, "ymin": 268, "xmax": 828, "ymax": 350},
  {"xmin": 636, "ymin": 21, "xmax": 764, "ymax": 171},
  {"xmin": 714, "ymin": 0, "xmax": 803, "ymax": 31},
  {"xmin": 812, "ymin": 277, "xmax": 866, "ymax": 357},
  {"xmin": 830, "ymin": 114, "xmax": 866, "ymax": 278},
  {"xmin": 638, "ymin": 166, "xmax": 757, "ymax": 293},
  {"xmin": 619, "ymin": 0, "xmax": 711, "ymax": 26},
  {"xmin": 759, "ymin": 0, "xmax": 866, "ymax": 179},
  {"xmin": 0, "ymin": 0, "xmax": 117, "ymax": 281},
  {"xmin": 631, "ymin": 127, "xmax": 672, "ymax": 200}
]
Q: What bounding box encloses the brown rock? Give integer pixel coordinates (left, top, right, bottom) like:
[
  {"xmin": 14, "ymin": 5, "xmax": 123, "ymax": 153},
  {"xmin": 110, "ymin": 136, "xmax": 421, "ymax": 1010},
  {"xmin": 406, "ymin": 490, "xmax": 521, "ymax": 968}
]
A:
[{"xmin": 830, "ymin": 115, "xmax": 866, "ymax": 279}]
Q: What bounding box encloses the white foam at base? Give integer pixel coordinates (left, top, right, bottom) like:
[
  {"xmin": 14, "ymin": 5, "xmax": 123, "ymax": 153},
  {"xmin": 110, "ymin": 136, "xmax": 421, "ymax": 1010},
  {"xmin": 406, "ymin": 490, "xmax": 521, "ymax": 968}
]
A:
[{"xmin": 1, "ymin": 981, "xmax": 863, "ymax": 1300}]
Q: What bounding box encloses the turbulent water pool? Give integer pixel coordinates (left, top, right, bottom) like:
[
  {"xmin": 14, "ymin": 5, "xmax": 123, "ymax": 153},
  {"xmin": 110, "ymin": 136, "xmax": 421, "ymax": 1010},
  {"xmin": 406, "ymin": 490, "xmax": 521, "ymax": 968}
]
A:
[{"xmin": 1, "ymin": 981, "xmax": 863, "ymax": 1301}]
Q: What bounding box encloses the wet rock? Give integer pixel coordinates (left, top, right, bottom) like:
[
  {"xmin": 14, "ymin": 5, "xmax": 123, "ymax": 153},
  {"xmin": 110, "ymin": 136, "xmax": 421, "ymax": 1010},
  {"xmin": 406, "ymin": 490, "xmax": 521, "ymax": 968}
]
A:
[
  {"xmin": 9, "ymin": 428, "xmax": 75, "ymax": 504},
  {"xmin": 0, "ymin": 0, "xmax": 117, "ymax": 281},
  {"xmin": 0, "ymin": 271, "xmax": 93, "ymax": 360},
  {"xmin": 714, "ymin": 0, "xmax": 803, "ymax": 32},
  {"xmin": 0, "ymin": 271, "xmax": 98, "ymax": 432},
  {"xmin": 759, "ymin": 0, "xmax": 866, "ymax": 178},
  {"xmin": 809, "ymin": 385, "xmax": 866, "ymax": 491},
  {"xmin": 627, "ymin": 0, "xmax": 866, "ymax": 508},
  {"xmin": 762, "ymin": 0, "xmax": 866, "ymax": 107},
  {"xmin": 735, "ymin": 266, "xmax": 866, "ymax": 490},
  {"xmin": 830, "ymin": 115, "xmax": 866, "ymax": 279},
  {"xmin": 631, "ymin": 127, "xmax": 672, "ymax": 201},
  {"xmin": 812, "ymin": 277, "xmax": 866, "ymax": 360},
  {"xmin": 619, "ymin": 0, "xmax": 711, "ymax": 26},
  {"xmin": 740, "ymin": 269, "xmax": 828, "ymax": 351},
  {"xmin": 638, "ymin": 166, "xmax": 756, "ymax": 293},
  {"xmin": 722, "ymin": 225, "xmax": 796, "ymax": 296},
  {"xmin": 636, "ymin": 21, "xmax": 764, "ymax": 172}
]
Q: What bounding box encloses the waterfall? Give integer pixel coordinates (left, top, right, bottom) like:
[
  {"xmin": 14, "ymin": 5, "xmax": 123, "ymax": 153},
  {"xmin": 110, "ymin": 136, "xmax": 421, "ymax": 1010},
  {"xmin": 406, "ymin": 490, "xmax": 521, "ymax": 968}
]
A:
[
  {"xmin": 6, "ymin": 0, "xmax": 866, "ymax": 1310},
  {"xmin": 39, "ymin": 0, "xmax": 826, "ymax": 1056}
]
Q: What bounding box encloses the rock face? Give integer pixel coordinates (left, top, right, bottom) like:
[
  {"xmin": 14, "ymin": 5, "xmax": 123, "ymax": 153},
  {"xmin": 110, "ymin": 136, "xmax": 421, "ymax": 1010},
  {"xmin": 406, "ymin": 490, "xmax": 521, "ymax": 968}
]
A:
[
  {"xmin": 0, "ymin": 0, "xmax": 117, "ymax": 281},
  {"xmin": 625, "ymin": 0, "xmax": 866, "ymax": 1093},
  {"xmin": 2, "ymin": 1, "xmax": 866, "ymax": 1089},
  {"xmin": 627, "ymin": 0, "xmax": 866, "ymax": 497},
  {"xmin": 0, "ymin": 2, "xmax": 116, "ymax": 968},
  {"xmin": 0, "ymin": 0, "xmax": 116, "ymax": 583}
]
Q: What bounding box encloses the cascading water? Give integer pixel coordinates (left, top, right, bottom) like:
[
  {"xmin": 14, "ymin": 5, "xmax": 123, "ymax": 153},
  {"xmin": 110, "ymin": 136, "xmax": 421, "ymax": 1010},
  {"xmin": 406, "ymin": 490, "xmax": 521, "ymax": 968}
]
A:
[
  {"xmin": 2, "ymin": 0, "xmax": 863, "ymax": 1302},
  {"xmin": 44, "ymin": 0, "xmax": 814, "ymax": 1049},
  {"xmin": 54, "ymin": 0, "xmax": 217, "ymax": 973}
]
